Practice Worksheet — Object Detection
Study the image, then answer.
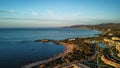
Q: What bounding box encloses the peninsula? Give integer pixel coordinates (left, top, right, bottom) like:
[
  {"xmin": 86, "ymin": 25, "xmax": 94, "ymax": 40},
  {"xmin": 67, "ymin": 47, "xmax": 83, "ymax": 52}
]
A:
[{"xmin": 22, "ymin": 23, "xmax": 120, "ymax": 68}]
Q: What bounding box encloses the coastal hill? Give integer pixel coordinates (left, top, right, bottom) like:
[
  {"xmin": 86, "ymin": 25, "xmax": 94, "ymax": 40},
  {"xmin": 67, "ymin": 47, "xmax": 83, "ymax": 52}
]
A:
[
  {"xmin": 65, "ymin": 23, "xmax": 120, "ymax": 30},
  {"xmin": 65, "ymin": 23, "xmax": 120, "ymax": 34}
]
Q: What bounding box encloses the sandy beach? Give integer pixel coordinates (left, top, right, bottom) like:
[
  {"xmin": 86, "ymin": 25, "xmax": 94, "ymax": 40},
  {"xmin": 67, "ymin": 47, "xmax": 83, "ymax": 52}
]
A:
[{"xmin": 22, "ymin": 40, "xmax": 75, "ymax": 68}]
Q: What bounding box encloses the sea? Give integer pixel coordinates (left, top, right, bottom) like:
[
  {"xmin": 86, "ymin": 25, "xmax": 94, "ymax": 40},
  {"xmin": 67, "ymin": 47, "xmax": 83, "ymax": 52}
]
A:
[{"xmin": 0, "ymin": 28, "xmax": 101, "ymax": 68}]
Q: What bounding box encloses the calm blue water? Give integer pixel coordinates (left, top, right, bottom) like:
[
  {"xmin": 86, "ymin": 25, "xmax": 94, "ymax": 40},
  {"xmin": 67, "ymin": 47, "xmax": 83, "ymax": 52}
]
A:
[{"xmin": 0, "ymin": 28, "xmax": 101, "ymax": 68}]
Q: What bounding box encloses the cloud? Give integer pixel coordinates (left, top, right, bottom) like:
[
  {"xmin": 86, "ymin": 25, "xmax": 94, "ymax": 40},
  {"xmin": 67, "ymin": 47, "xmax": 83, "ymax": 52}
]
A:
[
  {"xmin": 46, "ymin": 9, "xmax": 56, "ymax": 17},
  {"xmin": 0, "ymin": 18, "xmax": 69, "ymax": 22},
  {"xmin": 46, "ymin": 9, "xmax": 81, "ymax": 20},
  {"xmin": 32, "ymin": 11, "xmax": 38, "ymax": 16},
  {"xmin": 61, "ymin": 13, "xmax": 81, "ymax": 20},
  {"xmin": 9, "ymin": 10, "xmax": 16, "ymax": 13},
  {"xmin": 0, "ymin": 9, "xmax": 16, "ymax": 13}
]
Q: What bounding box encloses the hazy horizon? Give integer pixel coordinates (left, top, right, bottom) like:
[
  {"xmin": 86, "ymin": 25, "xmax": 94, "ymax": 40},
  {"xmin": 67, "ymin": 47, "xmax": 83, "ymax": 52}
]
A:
[{"xmin": 0, "ymin": 0, "xmax": 120, "ymax": 28}]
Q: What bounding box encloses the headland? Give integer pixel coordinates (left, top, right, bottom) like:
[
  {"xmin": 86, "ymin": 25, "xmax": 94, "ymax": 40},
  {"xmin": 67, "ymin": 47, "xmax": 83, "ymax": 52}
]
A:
[{"xmin": 22, "ymin": 23, "xmax": 120, "ymax": 68}]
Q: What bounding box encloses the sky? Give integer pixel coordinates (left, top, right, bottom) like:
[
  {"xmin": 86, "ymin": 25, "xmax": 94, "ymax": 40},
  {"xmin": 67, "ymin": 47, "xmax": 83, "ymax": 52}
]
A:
[{"xmin": 0, "ymin": 0, "xmax": 120, "ymax": 28}]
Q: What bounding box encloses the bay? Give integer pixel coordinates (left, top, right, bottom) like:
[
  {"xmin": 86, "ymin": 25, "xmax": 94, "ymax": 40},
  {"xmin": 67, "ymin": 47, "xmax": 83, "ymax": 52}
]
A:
[{"xmin": 0, "ymin": 28, "xmax": 101, "ymax": 68}]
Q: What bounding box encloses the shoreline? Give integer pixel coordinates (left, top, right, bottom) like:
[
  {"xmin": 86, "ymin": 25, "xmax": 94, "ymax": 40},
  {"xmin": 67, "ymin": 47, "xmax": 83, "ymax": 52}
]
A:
[{"xmin": 22, "ymin": 40, "xmax": 75, "ymax": 68}]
